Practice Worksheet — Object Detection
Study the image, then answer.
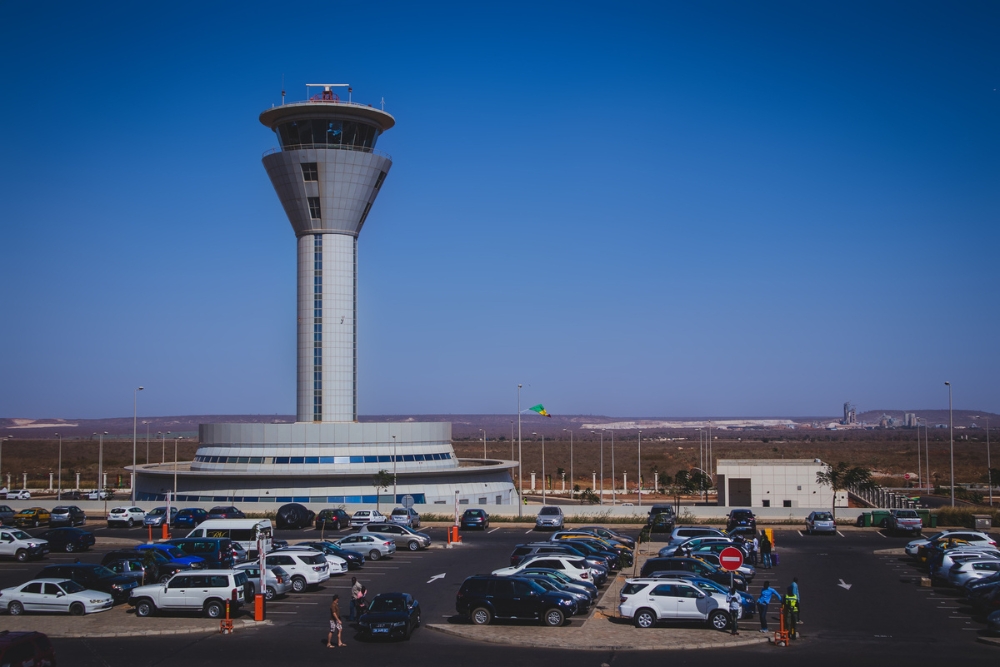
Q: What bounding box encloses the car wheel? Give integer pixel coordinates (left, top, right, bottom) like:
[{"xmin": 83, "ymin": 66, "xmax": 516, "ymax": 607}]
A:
[
  {"xmin": 709, "ymin": 610, "xmax": 730, "ymax": 631},
  {"xmin": 33, "ymin": 519, "xmax": 39, "ymax": 527},
  {"xmin": 471, "ymin": 607, "xmax": 492, "ymax": 625},
  {"xmin": 65, "ymin": 542, "xmax": 76, "ymax": 553},
  {"xmin": 265, "ymin": 586, "xmax": 276, "ymax": 601},
  {"xmin": 204, "ymin": 600, "xmax": 224, "ymax": 619},
  {"xmin": 127, "ymin": 518, "xmax": 134, "ymax": 528},
  {"xmin": 880, "ymin": 518, "xmax": 889, "ymax": 529},
  {"xmin": 292, "ymin": 576, "xmax": 307, "ymax": 593},
  {"xmin": 407, "ymin": 540, "xmax": 419, "ymax": 552},
  {"xmin": 634, "ymin": 608, "xmax": 656, "ymax": 628},
  {"xmin": 369, "ymin": 550, "xmax": 382, "ymax": 561},
  {"xmin": 69, "ymin": 602, "xmax": 86, "ymax": 616},
  {"xmin": 135, "ymin": 599, "xmax": 155, "ymax": 617},
  {"xmin": 415, "ymin": 611, "xmax": 421, "ymax": 627},
  {"xmin": 543, "ymin": 608, "xmax": 565, "ymax": 627},
  {"xmin": 14, "ymin": 549, "xmax": 27, "ymax": 563},
  {"xmin": 8, "ymin": 601, "xmax": 24, "ymax": 616}
]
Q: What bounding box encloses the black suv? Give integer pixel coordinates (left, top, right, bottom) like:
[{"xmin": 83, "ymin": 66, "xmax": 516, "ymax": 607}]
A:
[
  {"xmin": 276, "ymin": 503, "xmax": 316, "ymax": 529},
  {"xmin": 639, "ymin": 557, "xmax": 747, "ymax": 591},
  {"xmin": 456, "ymin": 575, "xmax": 576, "ymax": 626},
  {"xmin": 35, "ymin": 563, "xmax": 138, "ymax": 603},
  {"xmin": 646, "ymin": 504, "xmax": 676, "ymax": 531},
  {"xmin": 726, "ymin": 509, "xmax": 757, "ymax": 533},
  {"xmin": 207, "ymin": 506, "xmax": 245, "ymax": 520},
  {"xmin": 316, "ymin": 508, "xmax": 350, "ymax": 531}
]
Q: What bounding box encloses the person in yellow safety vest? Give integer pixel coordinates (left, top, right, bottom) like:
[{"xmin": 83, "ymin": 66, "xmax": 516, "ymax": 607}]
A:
[
  {"xmin": 523, "ymin": 496, "xmax": 528, "ymax": 505},
  {"xmin": 783, "ymin": 584, "xmax": 799, "ymax": 640}
]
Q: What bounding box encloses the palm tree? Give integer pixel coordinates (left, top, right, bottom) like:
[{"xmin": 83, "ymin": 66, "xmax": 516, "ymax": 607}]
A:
[{"xmin": 816, "ymin": 461, "xmax": 874, "ymax": 519}]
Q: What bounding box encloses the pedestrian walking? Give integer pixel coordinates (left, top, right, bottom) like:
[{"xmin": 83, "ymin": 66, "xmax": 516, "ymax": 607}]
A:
[
  {"xmin": 783, "ymin": 584, "xmax": 799, "ymax": 639},
  {"xmin": 790, "ymin": 576, "xmax": 801, "ymax": 624},
  {"xmin": 726, "ymin": 586, "xmax": 741, "ymax": 636},
  {"xmin": 756, "ymin": 581, "xmax": 782, "ymax": 633},
  {"xmin": 749, "ymin": 535, "xmax": 759, "ymax": 566},
  {"xmin": 326, "ymin": 594, "xmax": 346, "ymax": 648},
  {"xmin": 760, "ymin": 532, "xmax": 773, "ymax": 569},
  {"xmin": 349, "ymin": 576, "xmax": 362, "ymax": 621}
]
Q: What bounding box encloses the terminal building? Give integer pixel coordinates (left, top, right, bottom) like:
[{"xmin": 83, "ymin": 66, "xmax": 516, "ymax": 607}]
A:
[
  {"xmin": 715, "ymin": 459, "xmax": 845, "ymax": 508},
  {"xmin": 133, "ymin": 85, "xmax": 516, "ymax": 506}
]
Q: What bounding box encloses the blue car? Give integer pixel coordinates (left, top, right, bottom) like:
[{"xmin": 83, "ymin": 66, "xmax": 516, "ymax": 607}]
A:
[
  {"xmin": 684, "ymin": 576, "xmax": 755, "ymax": 618},
  {"xmin": 173, "ymin": 508, "xmax": 208, "ymax": 529},
  {"xmin": 135, "ymin": 543, "xmax": 205, "ymax": 567}
]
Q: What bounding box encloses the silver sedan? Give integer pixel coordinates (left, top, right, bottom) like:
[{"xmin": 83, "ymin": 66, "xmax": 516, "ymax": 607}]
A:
[
  {"xmin": 1, "ymin": 578, "xmax": 113, "ymax": 615},
  {"xmin": 358, "ymin": 523, "xmax": 431, "ymax": 551},
  {"xmin": 234, "ymin": 563, "xmax": 293, "ymax": 600},
  {"xmin": 335, "ymin": 533, "xmax": 396, "ymax": 561}
]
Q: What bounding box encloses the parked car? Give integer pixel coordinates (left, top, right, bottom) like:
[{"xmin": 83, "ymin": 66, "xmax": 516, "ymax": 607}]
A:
[
  {"xmin": 492, "ymin": 554, "xmax": 597, "ymax": 584},
  {"xmin": 509, "ymin": 543, "xmax": 608, "ymax": 572},
  {"xmin": 805, "ymin": 511, "xmax": 837, "ymax": 535},
  {"xmin": 316, "ymin": 508, "xmax": 351, "ymax": 531},
  {"xmin": 129, "ymin": 569, "xmax": 248, "ymax": 618},
  {"xmin": 106, "ymin": 507, "xmax": 145, "ymax": 528},
  {"xmin": 1, "ymin": 578, "xmax": 114, "ymax": 616},
  {"xmin": 456, "ymin": 574, "xmax": 575, "ymax": 626},
  {"xmin": 39, "ymin": 527, "xmax": 95, "ymax": 553},
  {"xmin": 173, "ymin": 507, "xmax": 208, "ymax": 528},
  {"xmin": 164, "ymin": 537, "xmax": 235, "ymax": 568},
  {"xmin": 578, "ymin": 526, "xmax": 636, "ymax": 549},
  {"xmin": 6, "ymin": 490, "xmax": 31, "ymax": 500},
  {"xmin": 358, "ymin": 592, "xmax": 421, "ymax": 640},
  {"xmin": 349, "ymin": 509, "xmax": 385, "ymax": 528},
  {"xmin": 389, "ymin": 506, "xmax": 421, "ymax": 528},
  {"xmin": 335, "ymin": 533, "xmax": 396, "ymax": 561},
  {"xmin": 518, "ymin": 567, "xmax": 599, "ymax": 598},
  {"xmin": 515, "ymin": 573, "xmax": 593, "ymax": 613},
  {"xmin": 640, "ymin": 557, "xmax": 747, "ymax": 591},
  {"xmin": 618, "ymin": 577, "xmax": 731, "ymax": 630},
  {"xmin": 646, "ymin": 504, "xmax": 676, "ymax": 531},
  {"xmin": 947, "ymin": 559, "xmax": 1000, "ymax": 588},
  {"xmin": 358, "ymin": 523, "xmax": 431, "ymax": 551},
  {"xmin": 135, "ymin": 542, "xmax": 206, "ymax": 567},
  {"xmin": 103, "ymin": 557, "xmax": 155, "ymax": 586},
  {"xmin": 234, "ymin": 562, "xmax": 293, "ymax": 600},
  {"xmin": 535, "ymin": 506, "xmax": 565, "ymax": 530},
  {"xmin": 35, "ymin": 563, "xmax": 138, "ymax": 603},
  {"xmin": 206, "ymin": 506, "xmax": 245, "ymax": 520},
  {"xmin": 684, "ymin": 576, "xmax": 755, "ymax": 618},
  {"xmin": 688, "ymin": 551, "xmax": 756, "ymax": 581},
  {"xmin": 59, "ymin": 491, "xmax": 85, "ymax": 500},
  {"xmin": 0, "ymin": 631, "xmax": 56, "ymax": 666},
  {"xmin": 0, "ymin": 528, "xmax": 49, "ymax": 562},
  {"xmin": 13, "ymin": 507, "xmax": 50, "ymax": 528},
  {"xmin": 276, "ymin": 503, "xmax": 316, "ymax": 529},
  {"xmin": 552, "ymin": 532, "xmax": 634, "ymax": 568},
  {"xmin": 87, "ymin": 490, "xmax": 111, "ymax": 500},
  {"xmin": 143, "ymin": 507, "xmax": 179, "ymax": 527},
  {"xmin": 0, "ymin": 505, "xmax": 15, "ymax": 525},
  {"xmin": 726, "ymin": 509, "xmax": 757, "ymax": 534},
  {"xmin": 264, "ymin": 550, "xmax": 331, "ymax": 592},
  {"xmin": 906, "ymin": 530, "xmax": 997, "ymax": 559},
  {"xmin": 988, "ymin": 609, "xmax": 1000, "ymax": 636},
  {"xmin": 100, "ymin": 549, "xmax": 192, "ymax": 583},
  {"xmin": 297, "ymin": 540, "xmax": 365, "ymax": 569},
  {"xmin": 668, "ymin": 526, "xmax": 726, "ymax": 544},
  {"xmin": 460, "ymin": 508, "xmax": 490, "ymax": 530},
  {"xmin": 885, "ymin": 509, "xmax": 923, "ymax": 536},
  {"xmin": 277, "ymin": 545, "xmax": 348, "ymax": 574},
  {"xmin": 659, "ymin": 536, "xmax": 739, "ymax": 558},
  {"xmin": 48, "ymin": 506, "xmax": 87, "ymax": 528}
]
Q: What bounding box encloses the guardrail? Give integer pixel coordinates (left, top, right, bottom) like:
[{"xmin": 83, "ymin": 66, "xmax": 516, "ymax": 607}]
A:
[
  {"xmin": 849, "ymin": 483, "xmax": 918, "ymax": 509},
  {"xmin": 261, "ymin": 144, "xmax": 391, "ymax": 160}
]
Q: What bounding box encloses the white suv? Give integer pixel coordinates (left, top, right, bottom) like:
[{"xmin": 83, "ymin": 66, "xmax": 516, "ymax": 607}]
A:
[
  {"xmin": 0, "ymin": 528, "xmax": 49, "ymax": 562},
  {"xmin": 129, "ymin": 569, "xmax": 248, "ymax": 618},
  {"xmin": 350, "ymin": 510, "xmax": 385, "ymax": 528},
  {"xmin": 265, "ymin": 550, "xmax": 331, "ymax": 592},
  {"xmin": 277, "ymin": 546, "xmax": 348, "ymax": 575},
  {"xmin": 618, "ymin": 578, "xmax": 730, "ymax": 630},
  {"xmin": 107, "ymin": 507, "xmax": 146, "ymax": 528}
]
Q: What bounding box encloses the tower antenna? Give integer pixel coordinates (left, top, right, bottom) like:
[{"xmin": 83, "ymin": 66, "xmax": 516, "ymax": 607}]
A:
[{"xmin": 281, "ymin": 74, "xmax": 285, "ymax": 106}]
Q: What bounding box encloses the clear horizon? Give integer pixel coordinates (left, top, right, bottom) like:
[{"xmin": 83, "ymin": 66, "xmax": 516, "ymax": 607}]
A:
[{"xmin": 1, "ymin": 2, "xmax": 997, "ymax": 419}]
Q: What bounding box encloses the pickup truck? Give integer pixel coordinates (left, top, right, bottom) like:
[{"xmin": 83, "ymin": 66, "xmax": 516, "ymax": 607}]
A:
[
  {"xmin": 0, "ymin": 527, "xmax": 50, "ymax": 562},
  {"xmin": 885, "ymin": 509, "xmax": 923, "ymax": 536}
]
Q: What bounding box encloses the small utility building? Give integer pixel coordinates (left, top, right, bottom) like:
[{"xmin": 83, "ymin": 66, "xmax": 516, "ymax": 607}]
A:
[{"xmin": 716, "ymin": 459, "xmax": 843, "ymax": 509}]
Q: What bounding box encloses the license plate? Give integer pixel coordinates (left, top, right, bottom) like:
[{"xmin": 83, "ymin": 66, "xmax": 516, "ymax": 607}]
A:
[{"xmin": 373, "ymin": 628, "xmax": 389, "ymax": 634}]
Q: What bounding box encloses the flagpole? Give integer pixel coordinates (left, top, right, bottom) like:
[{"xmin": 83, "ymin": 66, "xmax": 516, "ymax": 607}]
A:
[{"xmin": 517, "ymin": 383, "xmax": 523, "ymax": 517}]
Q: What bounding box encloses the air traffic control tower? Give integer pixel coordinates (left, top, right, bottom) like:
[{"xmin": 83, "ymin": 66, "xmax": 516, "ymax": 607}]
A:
[{"xmin": 132, "ymin": 85, "xmax": 516, "ymax": 507}]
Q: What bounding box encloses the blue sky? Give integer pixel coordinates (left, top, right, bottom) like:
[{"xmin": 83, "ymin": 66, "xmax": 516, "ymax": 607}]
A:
[{"xmin": 1, "ymin": 1, "xmax": 997, "ymax": 419}]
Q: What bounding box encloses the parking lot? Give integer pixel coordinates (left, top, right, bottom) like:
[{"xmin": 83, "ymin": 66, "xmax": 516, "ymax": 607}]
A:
[{"xmin": 2, "ymin": 518, "xmax": 1000, "ymax": 667}]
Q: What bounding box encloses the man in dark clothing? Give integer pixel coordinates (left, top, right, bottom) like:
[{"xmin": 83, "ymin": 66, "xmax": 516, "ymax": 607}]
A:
[{"xmin": 760, "ymin": 533, "xmax": 773, "ymax": 568}]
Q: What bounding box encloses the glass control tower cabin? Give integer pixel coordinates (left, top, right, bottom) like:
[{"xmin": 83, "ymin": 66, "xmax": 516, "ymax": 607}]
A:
[{"xmin": 132, "ymin": 85, "xmax": 516, "ymax": 507}]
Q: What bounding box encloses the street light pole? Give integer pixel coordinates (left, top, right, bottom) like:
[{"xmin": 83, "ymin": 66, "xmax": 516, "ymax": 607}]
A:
[
  {"xmin": 162, "ymin": 431, "xmax": 170, "ymax": 463},
  {"xmin": 132, "ymin": 386, "xmax": 144, "ymax": 504},
  {"xmin": 480, "ymin": 429, "xmax": 486, "ymax": 459},
  {"xmin": 0, "ymin": 435, "xmax": 9, "ymax": 488},
  {"xmin": 637, "ymin": 429, "xmax": 642, "ymax": 507},
  {"xmin": 945, "ymin": 381, "xmax": 954, "ymax": 507},
  {"xmin": 915, "ymin": 417, "xmax": 922, "ymax": 494},
  {"xmin": 510, "ymin": 421, "xmax": 514, "ymax": 461},
  {"xmin": 56, "ymin": 432, "xmax": 62, "ymax": 500},
  {"xmin": 96, "ymin": 431, "xmax": 107, "ymax": 491},
  {"xmin": 517, "ymin": 384, "xmax": 523, "ymax": 516},
  {"xmin": 144, "ymin": 421, "xmax": 150, "ymax": 464},
  {"xmin": 173, "ymin": 436, "xmax": 182, "ymax": 500},
  {"xmin": 392, "ymin": 434, "xmax": 397, "ymax": 502},
  {"xmin": 533, "ymin": 432, "xmax": 546, "ymax": 504},
  {"xmin": 987, "ymin": 416, "xmax": 993, "ymax": 507},
  {"xmin": 563, "ymin": 428, "xmax": 573, "ymax": 500},
  {"xmin": 610, "ymin": 428, "xmax": 616, "ymax": 505},
  {"xmin": 600, "ymin": 430, "xmax": 605, "ymax": 504}
]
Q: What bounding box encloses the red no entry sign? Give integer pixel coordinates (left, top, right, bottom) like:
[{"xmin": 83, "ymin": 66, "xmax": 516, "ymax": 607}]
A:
[{"xmin": 719, "ymin": 546, "xmax": 744, "ymax": 571}]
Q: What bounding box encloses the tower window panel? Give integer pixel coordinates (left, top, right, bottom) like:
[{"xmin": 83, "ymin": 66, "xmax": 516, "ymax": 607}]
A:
[
  {"xmin": 301, "ymin": 162, "xmax": 318, "ymax": 181},
  {"xmin": 374, "ymin": 171, "xmax": 386, "ymax": 190},
  {"xmin": 308, "ymin": 197, "xmax": 321, "ymax": 219},
  {"xmin": 359, "ymin": 201, "xmax": 372, "ymax": 226}
]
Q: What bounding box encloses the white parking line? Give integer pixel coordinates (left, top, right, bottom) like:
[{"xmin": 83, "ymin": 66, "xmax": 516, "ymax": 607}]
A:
[
  {"xmin": 837, "ymin": 531, "xmax": 845, "ymax": 538},
  {"xmin": 267, "ymin": 611, "xmax": 298, "ymax": 614},
  {"xmin": 269, "ymin": 601, "xmax": 318, "ymax": 605},
  {"xmin": 797, "ymin": 531, "xmax": 804, "ymax": 537},
  {"xmin": 876, "ymin": 532, "xmax": 887, "ymax": 539},
  {"xmin": 525, "ymin": 528, "xmax": 534, "ymax": 534}
]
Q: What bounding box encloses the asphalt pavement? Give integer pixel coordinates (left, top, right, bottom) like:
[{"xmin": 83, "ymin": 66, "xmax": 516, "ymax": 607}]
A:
[{"xmin": 2, "ymin": 521, "xmax": 999, "ymax": 666}]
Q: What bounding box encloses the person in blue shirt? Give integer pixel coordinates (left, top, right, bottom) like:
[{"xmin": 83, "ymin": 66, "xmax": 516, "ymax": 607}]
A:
[{"xmin": 757, "ymin": 581, "xmax": 782, "ymax": 632}]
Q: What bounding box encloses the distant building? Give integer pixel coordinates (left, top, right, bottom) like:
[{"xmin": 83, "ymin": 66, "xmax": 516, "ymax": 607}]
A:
[
  {"xmin": 841, "ymin": 402, "xmax": 857, "ymax": 425},
  {"xmin": 904, "ymin": 413, "xmax": 917, "ymax": 428},
  {"xmin": 716, "ymin": 459, "xmax": 843, "ymax": 509}
]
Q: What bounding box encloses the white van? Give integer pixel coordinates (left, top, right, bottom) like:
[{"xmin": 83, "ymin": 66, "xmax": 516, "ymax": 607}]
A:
[{"xmin": 186, "ymin": 519, "xmax": 273, "ymax": 558}]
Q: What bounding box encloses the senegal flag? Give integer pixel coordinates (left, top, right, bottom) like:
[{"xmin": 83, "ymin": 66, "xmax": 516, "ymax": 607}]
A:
[{"xmin": 529, "ymin": 404, "xmax": 551, "ymax": 418}]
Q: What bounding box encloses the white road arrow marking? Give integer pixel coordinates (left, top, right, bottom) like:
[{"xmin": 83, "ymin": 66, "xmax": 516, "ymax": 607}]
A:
[
  {"xmin": 838, "ymin": 579, "xmax": 852, "ymax": 590},
  {"xmin": 427, "ymin": 573, "xmax": 446, "ymax": 584}
]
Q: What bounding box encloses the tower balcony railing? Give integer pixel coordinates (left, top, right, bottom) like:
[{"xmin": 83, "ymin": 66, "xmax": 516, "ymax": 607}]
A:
[{"xmin": 263, "ymin": 144, "xmax": 391, "ymax": 160}]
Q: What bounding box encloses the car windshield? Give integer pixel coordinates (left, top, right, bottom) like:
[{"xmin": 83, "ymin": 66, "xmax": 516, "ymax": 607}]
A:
[
  {"xmin": 61, "ymin": 580, "xmax": 85, "ymax": 594},
  {"xmin": 162, "ymin": 547, "xmax": 186, "ymax": 558},
  {"xmin": 392, "ymin": 509, "xmax": 407, "ymax": 516},
  {"xmin": 94, "ymin": 566, "xmax": 118, "ymax": 579},
  {"xmin": 53, "ymin": 507, "xmax": 69, "ymax": 513},
  {"xmin": 9, "ymin": 530, "xmax": 31, "ymax": 540},
  {"xmin": 540, "ymin": 508, "xmax": 560, "ymax": 516},
  {"xmin": 148, "ymin": 508, "xmax": 166, "ymax": 516},
  {"xmin": 814, "ymin": 513, "xmax": 833, "ymax": 520},
  {"xmin": 896, "ymin": 510, "xmax": 919, "ymax": 518},
  {"xmin": 370, "ymin": 596, "xmax": 406, "ymax": 613}
]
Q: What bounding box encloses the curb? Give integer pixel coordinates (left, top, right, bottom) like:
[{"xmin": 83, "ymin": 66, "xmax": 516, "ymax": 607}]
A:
[
  {"xmin": 976, "ymin": 636, "xmax": 1000, "ymax": 647},
  {"xmin": 425, "ymin": 624, "xmax": 770, "ymax": 650},
  {"xmin": 873, "ymin": 548, "xmax": 907, "ymax": 555},
  {"xmin": 35, "ymin": 619, "xmax": 272, "ymax": 639}
]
